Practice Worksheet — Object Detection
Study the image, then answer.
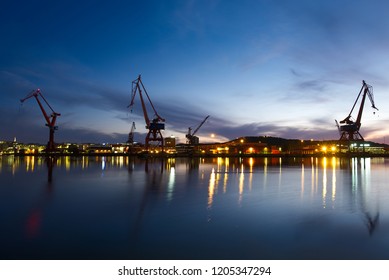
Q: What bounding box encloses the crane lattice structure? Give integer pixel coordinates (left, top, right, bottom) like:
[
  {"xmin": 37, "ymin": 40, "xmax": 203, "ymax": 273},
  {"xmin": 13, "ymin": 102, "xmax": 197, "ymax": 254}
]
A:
[
  {"xmin": 128, "ymin": 75, "xmax": 165, "ymax": 151},
  {"xmin": 20, "ymin": 89, "xmax": 61, "ymax": 153},
  {"xmin": 336, "ymin": 80, "xmax": 378, "ymax": 145}
]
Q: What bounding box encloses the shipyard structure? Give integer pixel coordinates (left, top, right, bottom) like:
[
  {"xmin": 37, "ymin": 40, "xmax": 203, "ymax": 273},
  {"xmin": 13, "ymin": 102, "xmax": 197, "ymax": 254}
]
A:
[
  {"xmin": 1, "ymin": 135, "xmax": 388, "ymax": 157},
  {"xmin": 9, "ymin": 78, "xmax": 385, "ymax": 157}
]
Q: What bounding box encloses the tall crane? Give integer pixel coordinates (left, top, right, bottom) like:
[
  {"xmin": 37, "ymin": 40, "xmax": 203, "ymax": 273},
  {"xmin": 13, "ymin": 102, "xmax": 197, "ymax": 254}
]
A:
[
  {"xmin": 127, "ymin": 122, "xmax": 136, "ymax": 144},
  {"xmin": 20, "ymin": 89, "xmax": 61, "ymax": 153},
  {"xmin": 128, "ymin": 75, "xmax": 165, "ymax": 150},
  {"xmin": 337, "ymin": 80, "xmax": 378, "ymax": 142},
  {"xmin": 186, "ymin": 115, "xmax": 210, "ymax": 145}
]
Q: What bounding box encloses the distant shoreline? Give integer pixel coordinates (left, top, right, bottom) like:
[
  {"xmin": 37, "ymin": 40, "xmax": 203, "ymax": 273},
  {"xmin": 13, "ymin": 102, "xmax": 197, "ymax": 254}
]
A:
[{"xmin": 3, "ymin": 152, "xmax": 389, "ymax": 158}]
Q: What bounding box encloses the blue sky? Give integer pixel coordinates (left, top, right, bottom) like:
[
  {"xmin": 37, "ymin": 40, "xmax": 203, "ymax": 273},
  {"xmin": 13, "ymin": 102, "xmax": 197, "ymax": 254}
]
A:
[{"xmin": 1, "ymin": 0, "xmax": 388, "ymax": 144}]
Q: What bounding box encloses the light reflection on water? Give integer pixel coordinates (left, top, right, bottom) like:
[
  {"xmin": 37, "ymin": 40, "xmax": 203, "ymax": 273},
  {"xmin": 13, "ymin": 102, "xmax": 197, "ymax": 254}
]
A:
[{"xmin": 0, "ymin": 156, "xmax": 389, "ymax": 259}]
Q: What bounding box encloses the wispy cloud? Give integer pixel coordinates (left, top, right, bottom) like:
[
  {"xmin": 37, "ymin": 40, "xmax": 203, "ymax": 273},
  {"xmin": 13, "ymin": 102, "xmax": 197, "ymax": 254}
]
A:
[{"xmin": 2, "ymin": 1, "xmax": 389, "ymax": 144}]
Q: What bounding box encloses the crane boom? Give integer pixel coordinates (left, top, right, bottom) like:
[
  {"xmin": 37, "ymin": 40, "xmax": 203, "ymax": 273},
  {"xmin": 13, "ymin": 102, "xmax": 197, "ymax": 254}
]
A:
[
  {"xmin": 186, "ymin": 115, "xmax": 210, "ymax": 145},
  {"xmin": 129, "ymin": 75, "xmax": 165, "ymax": 127},
  {"xmin": 20, "ymin": 89, "xmax": 61, "ymax": 152},
  {"xmin": 192, "ymin": 115, "xmax": 210, "ymax": 136}
]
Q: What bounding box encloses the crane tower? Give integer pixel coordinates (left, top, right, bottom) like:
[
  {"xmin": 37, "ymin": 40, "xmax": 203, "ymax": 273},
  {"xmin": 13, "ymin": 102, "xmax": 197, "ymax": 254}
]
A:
[
  {"xmin": 128, "ymin": 75, "xmax": 165, "ymax": 151},
  {"xmin": 20, "ymin": 89, "xmax": 61, "ymax": 153},
  {"xmin": 336, "ymin": 80, "xmax": 378, "ymax": 142}
]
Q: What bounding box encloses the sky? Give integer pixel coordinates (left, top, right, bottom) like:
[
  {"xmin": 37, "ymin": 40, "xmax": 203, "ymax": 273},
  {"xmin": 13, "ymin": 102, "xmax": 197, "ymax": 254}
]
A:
[{"xmin": 1, "ymin": 0, "xmax": 389, "ymax": 145}]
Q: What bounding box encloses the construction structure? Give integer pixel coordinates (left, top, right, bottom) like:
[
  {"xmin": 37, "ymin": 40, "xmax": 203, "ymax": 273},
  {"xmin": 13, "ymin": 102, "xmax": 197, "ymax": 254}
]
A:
[
  {"xmin": 20, "ymin": 89, "xmax": 61, "ymax": 153},
  {"xmin": 186, "ymin": 115, "xmax": 210, "ymax": 145},
  {"xmin": 127, "ymin": 121, "xmax": 136, "ymax": 144},
  {"xmin": 336, "ymin": 80, "xmax": 378, "ymax": 146},
  {"xmin": 128, "ymin": 75, "xmax": 165, "ymax": 151}
]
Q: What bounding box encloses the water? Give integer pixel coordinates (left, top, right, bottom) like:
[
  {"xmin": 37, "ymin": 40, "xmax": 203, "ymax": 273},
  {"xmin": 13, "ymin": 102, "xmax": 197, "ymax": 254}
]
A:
[{"xmin": 1, "ymin": 156, "xmax": 389, "ymax": 260}]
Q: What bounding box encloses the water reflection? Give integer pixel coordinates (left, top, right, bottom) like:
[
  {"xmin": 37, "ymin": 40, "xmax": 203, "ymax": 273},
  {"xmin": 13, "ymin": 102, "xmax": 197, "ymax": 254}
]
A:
[
  {"xmin": 0, "ymin": 155, "xmax": 387, "ymax": 259},
  {"xmin": 349, "ymin": 158, "xmax": 380, "ymax": 235},
  {"xmin": 331, "ymin": 157, "xmax": 337, "ymax": 203},
  {"xmin": 238, "ymin": 164, "xmax": 244, "ymax": 205},
  {"xmin": 46, "ymin": 156, "xmax": 55, "ymax": 184},
  {"xmin": 101, "ymin": 156, "xmax": 106, "ymax": 171},
  {"xmin": 322, "ymin": 157, "xmax": 328, "ymax": 208},
  {"xmin": 208, "ymin": 168, "xmax": 215, "ymax": 209},
  {"xmin": 203, "ymin": 156, "xmax": 381, "ymax": 237},
  {"xmin": 26, "ymin": 156, "xmax": 56, "ymax": 239},
  {"xmin": 206, "ymin": 157, "xmax": 260, "ymax": 208},
  {"xmin": 166, "ymin": 166, "xmax": 175, "ymax": 202}
]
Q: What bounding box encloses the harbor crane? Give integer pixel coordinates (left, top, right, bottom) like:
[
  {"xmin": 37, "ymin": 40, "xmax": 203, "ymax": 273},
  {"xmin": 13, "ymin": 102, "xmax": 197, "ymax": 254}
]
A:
[
  {"xmin": 186, "ymin": 115, "xmax": 210, "ymax": 145},
  {"xmin": 128, "ymin": 75, "xmax": 165, "ymax": 150},
  {"xmin": 20, "ymin": 89, "xmax": 61, "ymax": 153},
  {"xmin": 336, "ymin": 80, "xmax": 378, "ymax": 142},
  {"xmin": 127, "ymin": 121, "xmax": 136, "ymax": 144}
]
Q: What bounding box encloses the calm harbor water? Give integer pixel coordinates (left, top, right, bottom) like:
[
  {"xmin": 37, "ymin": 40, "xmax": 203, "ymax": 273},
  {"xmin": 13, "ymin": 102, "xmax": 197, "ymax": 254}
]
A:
[{"xmin": 1, "ymin": 155, "xmax": 389, "ymax": 260}]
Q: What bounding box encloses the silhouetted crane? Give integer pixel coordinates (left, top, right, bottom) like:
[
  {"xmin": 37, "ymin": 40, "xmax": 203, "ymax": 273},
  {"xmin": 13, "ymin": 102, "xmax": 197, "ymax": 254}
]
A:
[
  {"xmin": 337, "ymin": 80, "xmax": 378, "ymax": 142},
  {"xmin": 20, "ymin": 89, "xmax": 61, "ymax": 153},
  {"xmin": 128, "ymin": 75, "xmax": 165, "ymax": 150},
  {"xmin": 186, "ymin": 115, "xmax": 210, "ymax": 145},
  {"xmin": 127, "ymin": 121, "xmax": 136, "ymax": 144}
]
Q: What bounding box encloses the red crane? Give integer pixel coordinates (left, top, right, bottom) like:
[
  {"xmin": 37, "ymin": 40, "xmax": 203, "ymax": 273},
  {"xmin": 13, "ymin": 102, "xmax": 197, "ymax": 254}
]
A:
[
  {"xmin": 20, "ymin": 89, "xmax": 61, "ymax": 153},
  {"xmin": 337, "ymin": 80, "xmax": 378, "ymax": 142},
  {"xmin": 128, "ymin": 75, "xmax": 165, "ymax": 150}
]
